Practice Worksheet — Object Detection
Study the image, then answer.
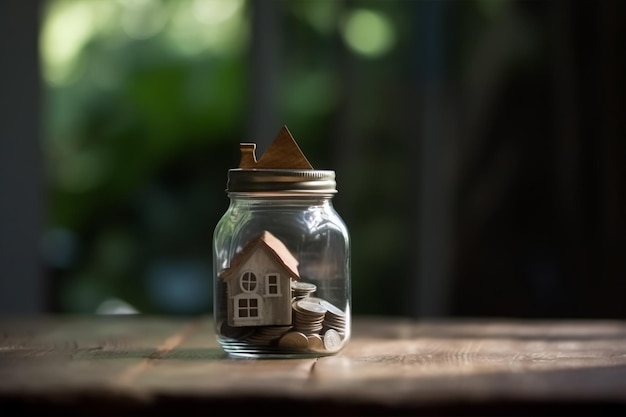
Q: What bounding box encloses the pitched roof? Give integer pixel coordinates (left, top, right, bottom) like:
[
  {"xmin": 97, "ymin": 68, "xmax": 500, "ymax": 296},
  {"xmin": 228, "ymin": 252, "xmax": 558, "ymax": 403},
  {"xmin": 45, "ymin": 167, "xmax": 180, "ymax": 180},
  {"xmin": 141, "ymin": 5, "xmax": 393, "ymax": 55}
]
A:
[
  {"xmin": 238, "ymin": 125, "xmax": 313, "ymax": 169},
  {"xmin": 220, "ymin": 231, "xmax": 300, "ymax": 280}
]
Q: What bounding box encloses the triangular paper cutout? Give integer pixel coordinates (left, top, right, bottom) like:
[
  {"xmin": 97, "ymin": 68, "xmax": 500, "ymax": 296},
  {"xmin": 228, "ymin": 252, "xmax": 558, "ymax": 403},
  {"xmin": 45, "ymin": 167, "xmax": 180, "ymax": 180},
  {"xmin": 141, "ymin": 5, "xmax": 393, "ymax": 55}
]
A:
[{"xmin": 238, "ymin": 126, "xmax": 313, "ymax": 169}]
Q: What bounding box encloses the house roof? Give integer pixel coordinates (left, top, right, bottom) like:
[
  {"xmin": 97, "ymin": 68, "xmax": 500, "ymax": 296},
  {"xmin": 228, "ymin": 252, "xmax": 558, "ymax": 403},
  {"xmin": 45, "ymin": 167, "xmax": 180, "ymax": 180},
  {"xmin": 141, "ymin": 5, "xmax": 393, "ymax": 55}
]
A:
[
  {"xmin": 220, "ymin": 231, "xmax": 300, "ymax": 281},
  {"xmin": 238, "ymin": 125, "xmax": 313, "ymax": 170}
]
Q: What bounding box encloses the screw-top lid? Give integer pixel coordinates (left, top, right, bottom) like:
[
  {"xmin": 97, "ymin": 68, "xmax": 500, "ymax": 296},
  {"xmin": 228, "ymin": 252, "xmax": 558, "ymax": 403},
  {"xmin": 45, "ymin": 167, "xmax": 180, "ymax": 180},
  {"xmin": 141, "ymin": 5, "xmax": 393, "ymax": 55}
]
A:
[
  {"xmin": 227, "ymin": 168, "xmax": 336, "ymax": 194},
  {"xmin": 226, "ymin": 126, "xmax": 337, "ymax": 194}
]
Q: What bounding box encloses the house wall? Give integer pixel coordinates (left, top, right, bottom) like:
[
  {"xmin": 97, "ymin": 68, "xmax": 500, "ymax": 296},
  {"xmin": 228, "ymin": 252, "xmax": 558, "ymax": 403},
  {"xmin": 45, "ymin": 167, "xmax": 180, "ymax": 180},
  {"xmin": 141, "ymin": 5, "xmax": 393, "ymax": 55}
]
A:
[{"xmin": 227, "ymin": 248, "xmax": 293, "ymax": 326}]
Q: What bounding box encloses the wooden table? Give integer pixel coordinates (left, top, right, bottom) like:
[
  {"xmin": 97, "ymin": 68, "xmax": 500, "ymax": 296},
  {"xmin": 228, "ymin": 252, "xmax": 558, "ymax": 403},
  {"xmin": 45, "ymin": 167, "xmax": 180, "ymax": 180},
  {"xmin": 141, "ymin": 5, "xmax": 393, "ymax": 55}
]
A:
[{"xmin": 1, "ymin": 315, "xmax": 626, "ymax": 416}]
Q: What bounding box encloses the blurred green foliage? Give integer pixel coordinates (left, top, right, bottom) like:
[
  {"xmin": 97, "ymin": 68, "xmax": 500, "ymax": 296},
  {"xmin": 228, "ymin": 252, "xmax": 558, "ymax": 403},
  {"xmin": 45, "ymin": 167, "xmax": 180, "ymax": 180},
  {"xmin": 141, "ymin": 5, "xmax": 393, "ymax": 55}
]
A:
[
  {"xmin": 41, "ymin": 0, "xmax": 510, "ymax": 316},
  {"xmin": 42, "ymin": 0, "xmax": 252, "ymax": 314}
]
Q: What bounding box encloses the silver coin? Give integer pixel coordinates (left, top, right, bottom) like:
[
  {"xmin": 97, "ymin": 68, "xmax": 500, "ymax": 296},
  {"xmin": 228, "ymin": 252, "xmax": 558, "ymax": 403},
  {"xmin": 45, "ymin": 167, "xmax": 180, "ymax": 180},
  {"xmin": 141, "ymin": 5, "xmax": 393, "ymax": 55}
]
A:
[
  {"xmin": 292, "ymin": 282, "xmax": 317, "ymax": 291},
  {"xmin": 323, "ymin": 329, "xmax": 342, "ymax": 351},
  {"xmin": 296, "ymin": 300, "xmax": 327, "ymax": 315},
  {"xmin": 319, "ymin": 300, "xmax": 345, "ymax": 317}
]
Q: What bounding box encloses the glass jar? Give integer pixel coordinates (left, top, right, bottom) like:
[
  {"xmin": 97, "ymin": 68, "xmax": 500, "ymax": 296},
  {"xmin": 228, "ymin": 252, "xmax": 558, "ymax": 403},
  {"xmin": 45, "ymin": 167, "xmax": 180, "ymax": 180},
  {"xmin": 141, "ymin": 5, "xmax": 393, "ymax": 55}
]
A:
[{"xmin": 213, "ymin": 168, "xmax": 351, "ymax": 358}]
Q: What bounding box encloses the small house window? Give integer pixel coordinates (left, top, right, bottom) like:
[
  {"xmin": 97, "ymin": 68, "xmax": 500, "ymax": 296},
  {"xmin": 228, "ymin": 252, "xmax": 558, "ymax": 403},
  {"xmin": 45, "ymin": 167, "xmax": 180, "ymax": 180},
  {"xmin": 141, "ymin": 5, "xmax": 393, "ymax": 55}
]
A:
[
  {"xmin": 240, "ymin": 272, "xmax": 257, "ymax": 293},
  {"xmin": 237, "ymin": 297, "xmax": 259, "ymax": 318},
  {"xmin": 265, "ymin": 273, "xmax": 281, "ymax": 296}
]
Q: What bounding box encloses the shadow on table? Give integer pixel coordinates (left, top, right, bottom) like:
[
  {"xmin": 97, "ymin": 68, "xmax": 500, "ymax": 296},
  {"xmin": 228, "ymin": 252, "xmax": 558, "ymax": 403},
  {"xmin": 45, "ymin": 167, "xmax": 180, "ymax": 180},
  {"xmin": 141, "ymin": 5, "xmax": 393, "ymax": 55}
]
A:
[
  {"xmin": 71, "ymin": 347, "xmax": 228, "ymax": 361},
  {"xmin": 354, "ymin": 316, "xmax": 626, "ymax": 341}
]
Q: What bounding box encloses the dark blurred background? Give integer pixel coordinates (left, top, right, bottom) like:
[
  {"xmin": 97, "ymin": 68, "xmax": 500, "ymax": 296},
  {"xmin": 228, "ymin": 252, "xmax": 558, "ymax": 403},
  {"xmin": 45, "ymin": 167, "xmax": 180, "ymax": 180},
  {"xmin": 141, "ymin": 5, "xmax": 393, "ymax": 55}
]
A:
[{"xmin": 1, "ymin": 0, "xmax": 624, "ymax": 319}]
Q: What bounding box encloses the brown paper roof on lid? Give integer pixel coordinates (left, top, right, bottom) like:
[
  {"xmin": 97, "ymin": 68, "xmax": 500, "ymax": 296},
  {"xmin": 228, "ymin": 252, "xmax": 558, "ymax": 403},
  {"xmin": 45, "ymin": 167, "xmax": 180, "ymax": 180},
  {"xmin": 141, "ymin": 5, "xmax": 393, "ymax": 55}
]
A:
[
  {"xmin": 239, "ymin": 125, "xmax": 313, "ymax": 169},
  {"xmin": 228, "ymin": 125, "xmax": 335, "ymax": 194}
]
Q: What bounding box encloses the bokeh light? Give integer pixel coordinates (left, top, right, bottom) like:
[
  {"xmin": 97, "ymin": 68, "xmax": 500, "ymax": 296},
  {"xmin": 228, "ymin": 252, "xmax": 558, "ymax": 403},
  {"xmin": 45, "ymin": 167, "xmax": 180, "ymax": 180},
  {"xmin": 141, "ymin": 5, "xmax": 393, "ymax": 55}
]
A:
[{"xmin": 342, "ymin": 9, "xmax": 395, "ymax": 58}]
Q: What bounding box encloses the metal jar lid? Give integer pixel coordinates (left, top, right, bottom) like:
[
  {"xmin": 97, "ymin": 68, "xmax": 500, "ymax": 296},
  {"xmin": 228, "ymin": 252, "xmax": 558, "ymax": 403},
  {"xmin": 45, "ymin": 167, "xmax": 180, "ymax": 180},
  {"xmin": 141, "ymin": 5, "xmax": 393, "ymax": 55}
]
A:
[{"xmin": 227, "ymin": 169, "xmax": 337, "ymax": 194}]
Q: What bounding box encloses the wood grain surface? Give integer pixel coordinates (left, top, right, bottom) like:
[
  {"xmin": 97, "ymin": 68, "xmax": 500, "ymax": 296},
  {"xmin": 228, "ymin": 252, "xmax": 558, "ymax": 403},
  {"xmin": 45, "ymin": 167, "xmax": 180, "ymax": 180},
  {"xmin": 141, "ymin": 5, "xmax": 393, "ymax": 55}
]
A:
[{"xmin": 1, "ymin": 315, "xmax": 626, "ymax": 416}]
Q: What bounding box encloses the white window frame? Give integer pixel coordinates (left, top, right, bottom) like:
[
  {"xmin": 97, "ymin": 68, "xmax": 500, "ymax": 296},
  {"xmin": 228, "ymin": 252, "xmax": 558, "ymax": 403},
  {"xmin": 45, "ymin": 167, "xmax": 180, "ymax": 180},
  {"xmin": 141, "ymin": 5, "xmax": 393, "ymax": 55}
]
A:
[
  {"xmin": 240, "ymin": 271, "xmax": 258, "ymax": 293},
  {"xmin": 264, "ymin": 273, "xmax": 281, "ymax": 297},
  {"xmin": 233, "ymin": 293, "xmax": 263, "ymax": 321}
]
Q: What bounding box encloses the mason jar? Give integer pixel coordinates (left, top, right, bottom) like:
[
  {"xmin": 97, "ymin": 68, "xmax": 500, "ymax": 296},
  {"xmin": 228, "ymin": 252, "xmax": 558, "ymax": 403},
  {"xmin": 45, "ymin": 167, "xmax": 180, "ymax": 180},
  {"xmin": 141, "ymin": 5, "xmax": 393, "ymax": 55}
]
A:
[{"xmin": 213, "ymin": 168, "xmax": 351, "ymax": 358}]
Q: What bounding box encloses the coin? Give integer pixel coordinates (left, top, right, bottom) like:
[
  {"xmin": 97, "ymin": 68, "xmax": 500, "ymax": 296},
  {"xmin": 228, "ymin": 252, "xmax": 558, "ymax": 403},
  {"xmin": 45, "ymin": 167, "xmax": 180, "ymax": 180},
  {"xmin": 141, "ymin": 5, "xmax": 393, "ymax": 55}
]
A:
[
  {"xmin": 278, "ymin": 331, "xmax": 309, "ymax": 350},
  {"xmin": 319, "ymin": 300, "xmax": 345, "ymax": 317},
  {"xmin": 323, "ymin": 329, "xmax": 342, "ymax": 352},
  {"xmin": 292, "ymin": 282, "xmax": 317, "ymax": 291},
  {"xmin": 296, "ymin": 299, "xmax": 327, "ymax": 315},
  {"xmin": 305, "ymin": 297, "xmax": 345, "ymax": 316},
  {"xmin": 246, "ymin": 325, "xmax": 292, "ymax": 346},
  {"xmin": 307, "ymin": 334, "xmax": 324, "ymax": 352}
]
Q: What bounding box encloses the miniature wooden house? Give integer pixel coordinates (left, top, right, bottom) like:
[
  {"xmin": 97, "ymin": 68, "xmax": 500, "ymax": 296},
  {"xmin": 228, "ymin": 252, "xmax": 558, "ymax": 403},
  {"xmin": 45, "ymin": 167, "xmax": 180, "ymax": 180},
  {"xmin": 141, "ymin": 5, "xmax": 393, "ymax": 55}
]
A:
[{"xmin": 220, "ymin": 231, "xmax": 300, "ymax": 327}]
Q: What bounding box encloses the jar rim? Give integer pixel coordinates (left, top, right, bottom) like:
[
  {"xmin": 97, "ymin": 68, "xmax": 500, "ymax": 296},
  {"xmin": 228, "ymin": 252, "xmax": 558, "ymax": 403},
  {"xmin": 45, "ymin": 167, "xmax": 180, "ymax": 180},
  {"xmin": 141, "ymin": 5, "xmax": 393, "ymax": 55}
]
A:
[{"xmin": 226, "ymin": 168, "xmax": 337, "ymax": 194}]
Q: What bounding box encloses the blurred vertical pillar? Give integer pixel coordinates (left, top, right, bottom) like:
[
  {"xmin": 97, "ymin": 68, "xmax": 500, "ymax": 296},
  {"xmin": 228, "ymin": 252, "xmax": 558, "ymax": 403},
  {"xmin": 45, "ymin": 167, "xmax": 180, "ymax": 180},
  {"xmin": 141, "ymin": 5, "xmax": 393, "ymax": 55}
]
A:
[
  {"xmin": 248, "ymin": 0, "xmax": 280, "ymax": 154},
  {"xmin": 551, "ymin": 0, "xmax": 626, "ymax": 317},
  {"xmin": 0, "ymin": 0, "xmax": 45, "ymax": 312},
  {"xmin": 550, "ymin": 0, "xmax": 585, "ymax": 315},
  {"xmin": 596, "ymin": 0, "xmax": 626, "ymax": 316},
  {"xmin": 409, "ymin": 1, "xmax": 455, "ymax": 318},
  {"xmin": 331, "ymin": 0, "xmax": 360, "ymax": 227}
]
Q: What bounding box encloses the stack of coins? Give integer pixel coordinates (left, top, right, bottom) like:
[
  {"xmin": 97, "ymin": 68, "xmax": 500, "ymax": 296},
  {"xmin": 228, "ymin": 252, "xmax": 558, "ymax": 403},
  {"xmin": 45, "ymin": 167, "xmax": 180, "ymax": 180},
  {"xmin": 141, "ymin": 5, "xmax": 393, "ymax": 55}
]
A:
[
  {"xmin": 291, "ymin": 281, "xmax": 317, "ymax": 300},
  {"xmin": 219, "ymin": 284, "xmax": 229, "ymax": 317},
  {"xmin": 245, "ymin": 325, "xmax": 292, "ymax": 346},
  {"xmin": 292, "ymin": 299, "xmax": 327, "ymax": 335},
  {"xmin": 220, "ymin": 321, "xmax": 255, "ymax": 340},
  {"xmin": 319, "ymin": 299, "xmax": 347, "ymax": 335}
]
